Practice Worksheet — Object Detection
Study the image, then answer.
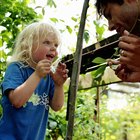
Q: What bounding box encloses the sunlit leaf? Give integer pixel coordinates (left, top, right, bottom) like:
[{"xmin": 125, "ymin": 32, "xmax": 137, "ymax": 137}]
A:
[
  {"xmin": 93, "ymin": 65, "xmax": 106, "ymax": 79},
  {"xmin": 92, "ymin": 57, "xmax": 106, "ymax": 64},
  {"xmin": 71, "ymin": 17, "xmax": 77, "ymax": 22},
  {"xmin": 42, "ymin": 7, "xmax": 45, "ymax": 15},
  {"xmin": 35, "ymin": 6, "xmax": 42, "ymax": 9},
  {"xmin": 49, "ymin": 120, "xmax": 57, "ymax": 129},
  {"xmin": 66, "ymin": 25, "xmax": 72, "ymax": 34},
  {"xmin": 50, "ymin": 18, "xmax": 58, "ymax": 23},
  {"xmin": 47, "ymin": 0, "xmax": 57, "ymax": 8}
]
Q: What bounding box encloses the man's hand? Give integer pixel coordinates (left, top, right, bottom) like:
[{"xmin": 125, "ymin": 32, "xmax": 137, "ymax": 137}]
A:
[
  {"xmin": 119, "ymin": 30, "xmax": 140, "ymax": 68},
  {"xmin": 114, "ymin": 64, "xmax": 140, "ymax": 82}
]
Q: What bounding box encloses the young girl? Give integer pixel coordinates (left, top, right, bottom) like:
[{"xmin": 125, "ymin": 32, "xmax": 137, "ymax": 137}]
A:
[{"xmin": 0, "ymin": 22, "xmax": 68, "ymax": 140}]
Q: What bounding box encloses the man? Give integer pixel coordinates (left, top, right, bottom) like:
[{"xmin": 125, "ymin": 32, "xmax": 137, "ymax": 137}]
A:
[{"xmin": 95, "ymin": 0, "xmax": 140, "ymax": 82}]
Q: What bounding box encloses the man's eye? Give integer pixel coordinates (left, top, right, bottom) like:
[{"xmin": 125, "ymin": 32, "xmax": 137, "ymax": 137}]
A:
[
  {"xmin": 107, "ymin": 13, "xmax": 112, "ymax": 20},
  {"xmin": 43, "ymin": 41, "xmax": 50, "ymax": 44},
  {"xmin": 104, "ymin": 12, "xmax": 111, "ymax": 20}
]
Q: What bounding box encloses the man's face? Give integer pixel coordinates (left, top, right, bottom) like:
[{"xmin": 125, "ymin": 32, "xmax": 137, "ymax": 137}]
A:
[{"xmin": 102, "ymin": 0, "xmax": 139, "ymax": 35}]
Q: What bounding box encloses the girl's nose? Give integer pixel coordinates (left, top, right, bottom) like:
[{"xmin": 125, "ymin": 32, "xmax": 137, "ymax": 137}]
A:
[
  {"xmin": 50, "ymin": 46, "xmax": 58, "ymax": 56},
  {"xmin": 50, "ymin": 45, "xmax": 57, "ymax": 51}
]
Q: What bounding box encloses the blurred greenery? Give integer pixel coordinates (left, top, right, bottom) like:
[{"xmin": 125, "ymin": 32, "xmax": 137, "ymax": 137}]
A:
[
  {"xmin": 0, "ymin": 0, "xmax": 41, "ymax": 82},
  {"xmin": 1, "ymin": 0, "xmax": 140, "ymax": 140}
]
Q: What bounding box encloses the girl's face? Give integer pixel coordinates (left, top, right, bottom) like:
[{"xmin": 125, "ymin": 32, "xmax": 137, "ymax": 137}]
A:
[
  {"xmin": 102, "ymin": 0, "xmax": 139, "ymax": 35},
  {"xmin": 32, "ymin": 32, "xmax": 59, "ymax": 64}
]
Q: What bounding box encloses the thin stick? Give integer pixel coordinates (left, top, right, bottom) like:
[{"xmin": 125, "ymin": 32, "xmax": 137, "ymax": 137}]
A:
[{"xmin": 65, "ymin": 0, "xmax": 89, "ymax": 139}]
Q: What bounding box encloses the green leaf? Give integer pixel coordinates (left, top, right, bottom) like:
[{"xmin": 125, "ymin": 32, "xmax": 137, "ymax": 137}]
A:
[
  {"xmin": 84, "ymin": 30, "xmax": 89, "ymax": 43},
  {"xmin": 35, "ymin": 6, "xmax": 43, "ymax": 9},
  {"xmin": 71, "ymin": 17, "xmax": 77, "ymax": 22},
  {"xmin": 93, "ymin": 65, "xmax": 106, "ymax": 79},
  {"xmin": 92, "ymin": 57, "xmax": 106, "ymax": 64},
  {"xmin": 66, "ymin": 25, "xmax": 72, "ymax": 34},
  {"xmin": 93, "ymin": 20, "xmax": 105, "ymax": 41},
  {"xmin": 47, "ymin": 0, "xmax": 57, "ymax": 8},
  {"xmin": 42, "ymin": 7, "xmax": 45, "ymax": 15},
  {"xmin": 49, "ymin": 120, "xmax": 57, "ymax": 129},
  {"xmin": 50, "ymin": 18, "xmax": 58, "ymax": 23}
]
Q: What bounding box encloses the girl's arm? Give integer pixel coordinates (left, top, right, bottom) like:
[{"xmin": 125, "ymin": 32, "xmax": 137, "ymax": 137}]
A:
[
  {"xmin": 50, "ymin": 62, "xmax": 68, "ymax": 111},
  {"xmin": 50, "ymin": 84, "xmax": 64, "ymax": 111},
  {"xmin": 8, "ymin": 72, "xmax": 41, "ymax": 108},
  {"xmin": 8, "ymin": 59, "xmax": 51, "ymax": 108}
]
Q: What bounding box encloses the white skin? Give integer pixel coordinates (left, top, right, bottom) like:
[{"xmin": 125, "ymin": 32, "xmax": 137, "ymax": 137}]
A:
[
  {"xmin": 102, "ymin": 0, "xmax": 140, "ymax": 81},
  {"xmin": 8, "ymin": 32, "xmax": 68, "ymax": 111}
]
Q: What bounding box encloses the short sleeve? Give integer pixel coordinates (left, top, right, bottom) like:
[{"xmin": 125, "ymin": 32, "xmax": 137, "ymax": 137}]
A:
[{"xmin": 1, "ymin": 63, "xmax": 25, "ymax": 95}]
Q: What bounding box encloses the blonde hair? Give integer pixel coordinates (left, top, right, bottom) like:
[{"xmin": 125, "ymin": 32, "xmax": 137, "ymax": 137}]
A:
[{"xmin": 9, "ymin": 22, "xmax": 61, "ymax": 66}]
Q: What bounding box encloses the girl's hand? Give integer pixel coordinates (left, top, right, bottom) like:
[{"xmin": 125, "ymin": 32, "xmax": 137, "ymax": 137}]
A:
[
  {"xmin": 50, "ymin": 62, "xmax": 68, "ymax": 86},
  {"xmin": 35, "ymin": 59, "xmax": 51, "ymax": 78}
]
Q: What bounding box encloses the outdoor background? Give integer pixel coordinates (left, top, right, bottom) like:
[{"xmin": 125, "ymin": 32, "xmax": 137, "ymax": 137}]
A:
[{"xmin": 0, "ymin": 0, "xmax": 140, "ymax": 140}]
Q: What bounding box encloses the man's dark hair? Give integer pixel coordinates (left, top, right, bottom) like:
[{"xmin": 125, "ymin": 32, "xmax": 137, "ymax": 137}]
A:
[{"xmin": 95, "ymin": 0, "xmax": 124, "ymax": 16}]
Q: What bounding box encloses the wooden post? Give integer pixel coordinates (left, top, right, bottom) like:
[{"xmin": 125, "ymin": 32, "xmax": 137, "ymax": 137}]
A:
[{"xmin": 65, "ymin": 0, "xmax": 89, "ymax": 139}]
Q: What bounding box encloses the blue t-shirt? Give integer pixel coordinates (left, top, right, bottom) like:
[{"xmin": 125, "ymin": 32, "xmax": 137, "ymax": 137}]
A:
[{"xmin": 0, "ymin": 62, "xmax": 54, "ymax": 140}]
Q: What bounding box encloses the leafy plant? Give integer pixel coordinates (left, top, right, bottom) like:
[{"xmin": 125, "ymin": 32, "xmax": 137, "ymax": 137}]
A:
[{"xmin": 0, "ymin": 0, "xmax": 40, "ymax": 81}]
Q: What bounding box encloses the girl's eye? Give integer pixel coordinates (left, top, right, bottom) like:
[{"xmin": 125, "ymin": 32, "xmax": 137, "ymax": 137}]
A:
[
  {"xmin": 43, "ymin": 41, "xmax": 50, "ymax": 44},
  {"xmin": 55, "ymin": 44, "xmax": 58, "ymax": 48}
]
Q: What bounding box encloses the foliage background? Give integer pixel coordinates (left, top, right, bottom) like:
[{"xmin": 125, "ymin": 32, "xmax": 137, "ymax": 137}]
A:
[{"xmin": 0, "ymin": 0, "xmax": 140, "ymax": 140}]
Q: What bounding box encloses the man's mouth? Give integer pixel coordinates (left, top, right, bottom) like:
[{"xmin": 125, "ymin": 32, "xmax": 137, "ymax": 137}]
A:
[{"xmin": 116, "ymin": 27, "xmax": 124, "ymax": 35}]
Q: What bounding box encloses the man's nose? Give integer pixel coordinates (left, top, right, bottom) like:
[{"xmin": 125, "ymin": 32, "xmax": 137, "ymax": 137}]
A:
[{"xmin": 108, "ymin": 20, "xmax": 115, "ymax": 31}]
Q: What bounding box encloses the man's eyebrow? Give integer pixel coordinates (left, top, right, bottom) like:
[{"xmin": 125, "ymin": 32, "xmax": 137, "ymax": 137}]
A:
[
  {"xmin": 103, "ymin": 8, "xmax": 107, "ymax": 17},
  {"xmin": 100, "ymin": 6, "xmax": 106, "ymax": 17}
]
